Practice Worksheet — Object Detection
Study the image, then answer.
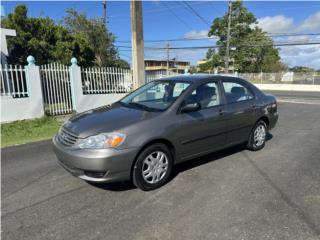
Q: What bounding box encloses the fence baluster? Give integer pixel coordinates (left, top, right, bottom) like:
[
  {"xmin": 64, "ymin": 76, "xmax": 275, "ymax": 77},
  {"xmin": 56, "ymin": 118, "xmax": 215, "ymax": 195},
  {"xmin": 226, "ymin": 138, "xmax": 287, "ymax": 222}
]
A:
[
  {"xmin": 102, "ymin": 67, "xmax": 107, "ymax": 93},
  {"xmin": 0, "ymin": 67, "xmax": 5, "ymax": 95},
  {"xmin": 19, "ymin": 65, "xmax": 26, "ymax": 96},
  {"xmin": 9, "ymin": 65, "xmax": 17, "ymax": 97},
  {"xmin": 57, "ymin": 63, "xmax": 66, "ymax": 114},
  {"xmin": 63, "ymin": 65, "xmax": 72, "ymax": 111},
  {"xmin": 40, "ymin": 66, "xmax": 47, "ymax": 112},
  {"xmin": 98, "ymin": 67, "xmax": 102, "ymax": 94},
  {"xmin": 51, "ymin": 63, "xmax": 59, "ymax": 115},
  {"xmin": 4, "ymin": 64, "xmax": 11, "ymax": 95},
  {"xmin": 89, "ymin": 67, "xmax": 94, "ymax": 94},
  {"xmin": 45, "ymin": 64, "xmax": 51, "ymax": 114},
  {"xmin": 54, "ymin": 63, "xmax": 61, "ymax": 114},
  {"xmin": 112, "ymin": 67, "xmax": 116, "ymax": 93}
]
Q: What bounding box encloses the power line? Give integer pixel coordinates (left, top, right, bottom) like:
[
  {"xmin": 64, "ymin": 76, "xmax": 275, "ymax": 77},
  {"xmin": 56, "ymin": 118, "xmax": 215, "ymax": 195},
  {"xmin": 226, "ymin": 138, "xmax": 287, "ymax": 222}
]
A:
[
  {"xmin": 267, "ymin": 33, "xmax": 320, "ymax": 37},
  {"xmin": 115, "ymin": 33, "xmax": 320, "ymax": 43},
  {"xmin": 182, "ymin": 1, "xmax": 211, "ymax": 27},
  {"xmin": 108, "ymin": 1, "xmax": 208, "ymax": 19},
  {"xmin": 161, "ymin": 2, "xmax": 193, "ymax": 30},
  {"xmin": 116, "ymin": 41, "xmax": 320, "ymax": 51}
]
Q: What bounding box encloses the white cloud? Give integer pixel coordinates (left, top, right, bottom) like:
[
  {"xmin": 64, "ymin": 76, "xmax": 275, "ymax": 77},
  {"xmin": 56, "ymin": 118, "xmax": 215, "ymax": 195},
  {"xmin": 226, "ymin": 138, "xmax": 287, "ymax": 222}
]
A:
[
  {"xmin": 287, "ymin": 35, "xmax": 310, "ymax": 43},
  {"xmin": 184, "ymin": 30, "xmax": 209, "ymax": 39},
  {"xmin": 181, "ymin": 12, "xmax": 320, "ymax": 68},
  {"xmin": 280, "ymin": 43, "xmax": 320, "ymax": 69},
  {"xmin": 257, "ymin": 11, "xmax": 320, "ymax": 34},
  {"xmin": 256, "ymin": 15, "xmax": 294, "ymax": 33},
  {"xmin": 297, "ymin": 11, "xmax": 320, "ymax": 31}
]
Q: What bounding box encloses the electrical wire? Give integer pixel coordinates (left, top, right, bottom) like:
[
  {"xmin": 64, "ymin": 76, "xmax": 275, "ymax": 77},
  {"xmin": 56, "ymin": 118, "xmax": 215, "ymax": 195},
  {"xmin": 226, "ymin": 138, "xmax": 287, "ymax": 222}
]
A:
[
  {"xmin": 116, "ymin": 41, "xmax": 320, "ymax": 51},
  {"xmin": 182, "ymin": 1, "xmax": 211, "ymax": 27},
  {"xmin": 115, "ymin": 33, "xmax": 320, "ymax": 43},
  {"xmin": 161, "ymin": 2, "xmax": 194, "ymax": 30}
]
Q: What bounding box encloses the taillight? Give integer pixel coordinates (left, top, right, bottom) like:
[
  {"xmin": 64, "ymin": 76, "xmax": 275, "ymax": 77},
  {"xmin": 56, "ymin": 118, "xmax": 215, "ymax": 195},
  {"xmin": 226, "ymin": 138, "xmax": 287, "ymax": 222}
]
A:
[{"xmin": 271, "ymin": 102, "xmax": 277, "ymax": 113}]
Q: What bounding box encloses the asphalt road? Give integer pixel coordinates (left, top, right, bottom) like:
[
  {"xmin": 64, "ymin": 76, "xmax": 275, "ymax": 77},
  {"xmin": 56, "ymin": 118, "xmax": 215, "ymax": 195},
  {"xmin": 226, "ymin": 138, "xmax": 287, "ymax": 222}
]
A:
[{"xmin": 2, "ymin": 95, "xmax": 320, "ymax": 240}]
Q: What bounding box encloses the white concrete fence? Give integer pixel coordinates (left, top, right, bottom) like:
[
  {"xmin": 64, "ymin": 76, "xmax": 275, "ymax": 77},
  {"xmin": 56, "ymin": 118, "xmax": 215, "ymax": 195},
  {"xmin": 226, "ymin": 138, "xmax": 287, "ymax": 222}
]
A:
[
  {"xmin": 1, "ymin": 56, "xmax": 320, "ymax": 123},
  {"xmin": 1, "ymin": 57, "xmax": 44, "ymax": 123},
  {"xmin": 1, "ymin": 56, "xmax": 130, "ymax": 123}
]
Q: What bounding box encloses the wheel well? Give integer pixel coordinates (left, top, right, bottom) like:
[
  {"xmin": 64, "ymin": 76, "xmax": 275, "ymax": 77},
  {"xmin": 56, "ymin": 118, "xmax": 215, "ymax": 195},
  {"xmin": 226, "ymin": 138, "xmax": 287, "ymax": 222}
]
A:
[
  {"xmin": 257, "ymin": 116, "xmax": 269, "ymax": 128},
  {"xmin": 130, "ymin": 138, "xmax": 176, "ymax": 179}
]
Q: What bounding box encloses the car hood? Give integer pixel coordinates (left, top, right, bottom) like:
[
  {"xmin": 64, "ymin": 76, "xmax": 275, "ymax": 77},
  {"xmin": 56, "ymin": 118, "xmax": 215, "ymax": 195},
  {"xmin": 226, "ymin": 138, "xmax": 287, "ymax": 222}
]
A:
[{"xmin": 64, "ymin": 103, "xmax": 159, "ymax": 138}]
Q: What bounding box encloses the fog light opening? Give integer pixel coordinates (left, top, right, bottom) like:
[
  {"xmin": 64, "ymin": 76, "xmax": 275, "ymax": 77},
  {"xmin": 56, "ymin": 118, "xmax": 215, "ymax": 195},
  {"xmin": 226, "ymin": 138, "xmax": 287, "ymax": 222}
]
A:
[{"xmin": 84, "ymin": 171, "xmax": 107, "ymax": 178}]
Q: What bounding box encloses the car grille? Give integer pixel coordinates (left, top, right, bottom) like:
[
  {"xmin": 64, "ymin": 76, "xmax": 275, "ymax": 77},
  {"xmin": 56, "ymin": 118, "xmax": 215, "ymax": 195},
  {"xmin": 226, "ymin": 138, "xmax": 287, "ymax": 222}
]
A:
[{"xmin": 57, "ymin": 127, "xmax": 79, "ymax": 146}]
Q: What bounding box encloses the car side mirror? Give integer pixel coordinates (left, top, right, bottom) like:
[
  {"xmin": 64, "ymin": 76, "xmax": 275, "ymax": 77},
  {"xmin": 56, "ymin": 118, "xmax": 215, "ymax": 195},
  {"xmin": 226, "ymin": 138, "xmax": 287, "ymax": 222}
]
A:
[{"xmin": 180, "ymin": 102, "xmax": 200, "ymax": 113}]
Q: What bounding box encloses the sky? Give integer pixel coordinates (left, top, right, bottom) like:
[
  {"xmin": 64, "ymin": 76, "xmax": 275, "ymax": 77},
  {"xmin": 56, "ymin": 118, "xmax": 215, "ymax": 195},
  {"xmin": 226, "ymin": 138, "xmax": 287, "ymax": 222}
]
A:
[{"xmin": 2, "ymin": 1, "xmax": 320, "ymax": 69}]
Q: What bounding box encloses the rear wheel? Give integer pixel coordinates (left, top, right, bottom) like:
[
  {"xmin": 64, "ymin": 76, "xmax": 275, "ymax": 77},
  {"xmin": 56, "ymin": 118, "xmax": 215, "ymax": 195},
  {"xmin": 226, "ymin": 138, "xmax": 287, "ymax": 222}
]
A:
[
  {"xmin": 247, "ymin": 120, "xmax": 267, "ymax": 151},
  {"xmin": 132, "ymin": 143, "xmax": 173, "ymax": 191}
]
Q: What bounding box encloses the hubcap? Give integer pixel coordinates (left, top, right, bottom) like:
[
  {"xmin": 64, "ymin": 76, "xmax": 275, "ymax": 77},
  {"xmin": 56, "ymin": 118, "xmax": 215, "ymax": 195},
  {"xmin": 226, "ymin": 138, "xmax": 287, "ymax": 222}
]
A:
[
  {"xmin": 254, "ymin": 124, "xmax": 266, "ymax": 147},
  {"xmin": 142, "ymin": 151, "xmax": 169, "ymax": 184}
]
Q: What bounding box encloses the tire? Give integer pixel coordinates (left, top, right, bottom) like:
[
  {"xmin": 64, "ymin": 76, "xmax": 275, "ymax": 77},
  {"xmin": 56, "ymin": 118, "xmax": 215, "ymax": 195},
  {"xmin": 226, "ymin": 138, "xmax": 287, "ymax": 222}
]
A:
[
  {"xmin": 132, "ymin": 143, "xmax": 173, "ymax": 191},
  {"xmin": 247, "ymin": 120, "xmax": 267, "ymax": 151}
]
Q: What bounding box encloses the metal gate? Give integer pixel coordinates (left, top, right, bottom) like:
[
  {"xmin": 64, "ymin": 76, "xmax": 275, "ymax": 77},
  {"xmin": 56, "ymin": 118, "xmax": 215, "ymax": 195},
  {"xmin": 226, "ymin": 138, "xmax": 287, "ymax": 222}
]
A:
[{"xmin": 40, "ymin": 63, "xmax": 73, "ymax": 115}]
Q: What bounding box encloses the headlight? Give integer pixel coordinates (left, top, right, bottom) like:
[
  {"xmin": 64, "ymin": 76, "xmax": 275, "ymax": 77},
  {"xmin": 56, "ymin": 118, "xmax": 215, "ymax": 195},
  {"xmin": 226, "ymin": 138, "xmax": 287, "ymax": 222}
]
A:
[{"xmin": 77, "ymin": 132, "xmax": 126, "ymax": 149}]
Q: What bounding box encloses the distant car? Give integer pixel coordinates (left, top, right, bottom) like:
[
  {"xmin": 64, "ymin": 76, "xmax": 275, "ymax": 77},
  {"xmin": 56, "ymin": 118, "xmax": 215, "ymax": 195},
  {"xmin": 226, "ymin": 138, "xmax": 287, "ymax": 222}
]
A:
[{"xmin": 53, "ymin": 75, "xmax": 278, "ymax": 191}]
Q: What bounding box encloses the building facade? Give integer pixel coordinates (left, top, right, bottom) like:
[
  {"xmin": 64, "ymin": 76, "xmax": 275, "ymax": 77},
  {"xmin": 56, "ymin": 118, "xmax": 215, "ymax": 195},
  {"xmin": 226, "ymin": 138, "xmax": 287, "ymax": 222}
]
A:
[{"xmin": 145, "ymin": 59, "xmax": 190, "ymax": 74}]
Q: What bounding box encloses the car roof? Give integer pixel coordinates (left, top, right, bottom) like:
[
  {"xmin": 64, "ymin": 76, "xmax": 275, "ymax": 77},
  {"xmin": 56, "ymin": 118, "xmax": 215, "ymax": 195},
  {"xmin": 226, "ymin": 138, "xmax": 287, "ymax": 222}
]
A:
[{"xmin": 158, "ymin": 74, "xmax": 240, "ymax": 83}]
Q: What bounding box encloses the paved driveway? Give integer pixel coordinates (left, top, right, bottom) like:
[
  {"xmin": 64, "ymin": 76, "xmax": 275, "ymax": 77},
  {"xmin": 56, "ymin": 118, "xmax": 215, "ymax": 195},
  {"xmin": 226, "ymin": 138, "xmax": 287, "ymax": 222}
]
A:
[{"xmin": 2, "ymin": 101, "xmax": 320, "ymax": 240}]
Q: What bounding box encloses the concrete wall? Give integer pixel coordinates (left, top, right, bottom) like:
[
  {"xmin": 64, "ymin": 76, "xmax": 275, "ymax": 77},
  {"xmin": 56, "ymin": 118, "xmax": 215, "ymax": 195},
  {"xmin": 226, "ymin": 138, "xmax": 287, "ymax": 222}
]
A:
[
  {"xmin": 254, "ymin": 84, "xmax": 320, "ymax": 92},
  {"xmin": 75, "ymin": 93, "xmax": 126, "ymax": 113},
  {"xmin": 1, "ymin": 65, "xmax": 44, "ymax": 123},
  {"xmin": 69, "ymin": 63, "xmax": 126, "ymax": 113}
]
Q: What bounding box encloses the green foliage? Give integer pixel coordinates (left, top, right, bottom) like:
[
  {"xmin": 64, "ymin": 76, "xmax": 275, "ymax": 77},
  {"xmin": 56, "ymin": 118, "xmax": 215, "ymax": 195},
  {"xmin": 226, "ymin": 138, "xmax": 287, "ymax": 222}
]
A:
[
  {"xmin": 206, "ymin": 1, "xmax": 284, "ymax": 73},
  {"xmin": 199, "ymin": 49, "xmax": 223, "ymax": 72},
  {"xmin": 289, "ymin": 66, "xmax": 315, "ymax": 72},
  {"xmin": 1, "ymin": 4, "xmax": 129, "ymax": 68},
  {"xmin": 1, "ymin": 116, "xmax": 61, "ymax": 147},
  {"xmin": 63, "ymin": 9, "xmax": 123, "ymax": 67}
]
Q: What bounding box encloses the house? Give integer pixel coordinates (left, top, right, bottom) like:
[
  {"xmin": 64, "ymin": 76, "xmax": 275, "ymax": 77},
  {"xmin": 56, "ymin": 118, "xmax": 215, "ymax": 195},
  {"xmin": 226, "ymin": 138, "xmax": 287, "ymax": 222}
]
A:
[{"xmin": 145, "ymin": 59, "xmax": 190, "ymax": 74}]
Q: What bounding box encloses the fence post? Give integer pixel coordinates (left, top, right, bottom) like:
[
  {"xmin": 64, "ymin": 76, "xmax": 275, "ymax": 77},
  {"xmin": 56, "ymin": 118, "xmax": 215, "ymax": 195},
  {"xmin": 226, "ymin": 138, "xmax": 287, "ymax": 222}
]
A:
[
  {"xmin": 313, "ymin": 72, "xmax": 315, "ymax": 85},
  {"xmin": 25, "ymin": 56, "xmax": 45, "ymax": 117},
  {"xmin": 69, "ymin": 57, "xmax": 83, "ymax": 113}
]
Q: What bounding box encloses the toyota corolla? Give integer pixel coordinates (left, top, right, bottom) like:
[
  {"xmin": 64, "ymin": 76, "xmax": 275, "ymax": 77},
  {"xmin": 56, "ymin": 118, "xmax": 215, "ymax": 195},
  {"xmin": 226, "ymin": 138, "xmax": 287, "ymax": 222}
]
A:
[{"xmin": 53, "ymin": 75, "xmax": 278, "ymax": 190}]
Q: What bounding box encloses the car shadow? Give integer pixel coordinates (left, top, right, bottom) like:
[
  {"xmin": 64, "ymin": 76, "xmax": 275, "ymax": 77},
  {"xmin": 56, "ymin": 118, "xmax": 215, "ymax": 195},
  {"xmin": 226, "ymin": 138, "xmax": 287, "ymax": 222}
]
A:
[
  {"xmin": 87, "ymin": 180, "xmax": 136, "ymax": 192},
  {"xmin": 89, "ymin": 133, "xmax": 273, "ymax": 192}
]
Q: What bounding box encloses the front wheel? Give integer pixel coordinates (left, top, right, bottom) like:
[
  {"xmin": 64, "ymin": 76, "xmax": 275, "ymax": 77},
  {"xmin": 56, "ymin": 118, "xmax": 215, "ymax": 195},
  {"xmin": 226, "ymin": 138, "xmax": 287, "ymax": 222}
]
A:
[
  {"xmin": 132, "ymin": 143, "xmax": 173, "ymax": 191},
  {"xmin": 247, "ymin": 121, "xmax": 267, "ymax": 151}
]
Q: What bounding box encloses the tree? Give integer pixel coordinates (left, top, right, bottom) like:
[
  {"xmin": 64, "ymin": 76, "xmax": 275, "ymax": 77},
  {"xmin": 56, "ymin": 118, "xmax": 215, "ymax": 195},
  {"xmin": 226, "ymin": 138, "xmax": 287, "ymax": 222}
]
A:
[
  {"xmin": 1, "ymin": 5, "xmax": 129, "ymax": 68},
  {"xmin": 289, "ymin": 66, "xmax": 315, "ymax": 72},
  {"xmin": 1, "ymin": 4, "xmax": 95, "ymax": 66},
  {"xmin": 207, "ymin": 1, "xmax": 284, "ymax": 73},
  {"xmin": 63, "ymin": 9, "xmax": 128, "ymax": 68}
]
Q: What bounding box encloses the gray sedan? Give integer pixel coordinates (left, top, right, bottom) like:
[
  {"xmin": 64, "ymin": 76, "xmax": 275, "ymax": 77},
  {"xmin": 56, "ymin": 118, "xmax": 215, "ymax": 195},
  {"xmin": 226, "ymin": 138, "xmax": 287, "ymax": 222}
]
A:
[{"xmin": 53, "ymin": 75, "xmax": 278, "ymax": 190}]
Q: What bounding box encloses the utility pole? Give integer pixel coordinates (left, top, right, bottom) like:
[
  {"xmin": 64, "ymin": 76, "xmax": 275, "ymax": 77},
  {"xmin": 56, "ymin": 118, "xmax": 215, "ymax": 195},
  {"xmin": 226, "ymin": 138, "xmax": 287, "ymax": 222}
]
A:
[
  {"xmin": 130, "ymin": 0, "xmax": 145, "ymax": 88},
  {"xmin": 166, "ymin": 42, "xmax": 170, "ymax": 75},
  {"xmin": 225, "ymin": 1, "xmax": 232, "ymax": 73},
  {"xmin": 102, "ymin": 0, "xmax": 107, "ymax": 26}
]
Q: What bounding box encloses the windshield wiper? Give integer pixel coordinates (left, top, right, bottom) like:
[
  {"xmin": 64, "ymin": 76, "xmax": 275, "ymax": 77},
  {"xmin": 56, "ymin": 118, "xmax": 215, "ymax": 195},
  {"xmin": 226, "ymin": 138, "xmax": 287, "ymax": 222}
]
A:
[{"xmin": 128, "ymin": 102, "xmax": 161, "ymax": 112}]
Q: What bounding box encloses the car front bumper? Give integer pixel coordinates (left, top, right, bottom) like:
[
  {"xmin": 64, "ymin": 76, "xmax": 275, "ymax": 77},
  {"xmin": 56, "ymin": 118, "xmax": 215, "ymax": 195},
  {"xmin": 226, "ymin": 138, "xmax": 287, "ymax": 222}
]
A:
[{"xmin": 52, "ymin": 135, "xmax": 139, "ymax": 182}]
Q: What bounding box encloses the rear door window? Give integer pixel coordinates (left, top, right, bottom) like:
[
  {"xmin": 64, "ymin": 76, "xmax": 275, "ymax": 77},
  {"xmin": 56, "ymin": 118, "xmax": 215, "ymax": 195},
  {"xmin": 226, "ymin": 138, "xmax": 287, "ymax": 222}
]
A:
[
  {"xmin": 185, "ymin": 82, "xmax": 221, "ymax": 109},
  {"xmin": 222, "ymin": 81, "xmax": 254, "ymax": 104}
]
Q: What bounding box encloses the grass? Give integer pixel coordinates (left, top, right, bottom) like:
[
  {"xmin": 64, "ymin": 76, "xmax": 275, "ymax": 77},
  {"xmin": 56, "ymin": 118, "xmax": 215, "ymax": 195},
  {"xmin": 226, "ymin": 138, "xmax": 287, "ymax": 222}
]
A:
[{"xmin": 1, "ymin": 117, "xmax": 62, "ymax": 148}]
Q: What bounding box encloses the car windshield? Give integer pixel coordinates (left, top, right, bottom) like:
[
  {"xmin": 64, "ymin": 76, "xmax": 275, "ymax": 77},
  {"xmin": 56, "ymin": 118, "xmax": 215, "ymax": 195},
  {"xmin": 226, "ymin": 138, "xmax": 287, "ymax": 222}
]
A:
[{"xmin": 120, "ymin": 81, "xmax": 191, "ymax": 112}]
